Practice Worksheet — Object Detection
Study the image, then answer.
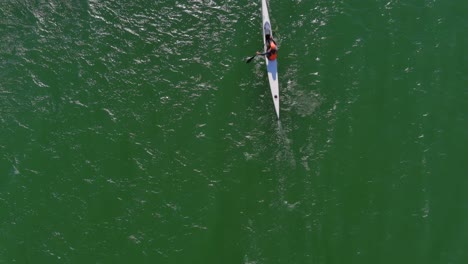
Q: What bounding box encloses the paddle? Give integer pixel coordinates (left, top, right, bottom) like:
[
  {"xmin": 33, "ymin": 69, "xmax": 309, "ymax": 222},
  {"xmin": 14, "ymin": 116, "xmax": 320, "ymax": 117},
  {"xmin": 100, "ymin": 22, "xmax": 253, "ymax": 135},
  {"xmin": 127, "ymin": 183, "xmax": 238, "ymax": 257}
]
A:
[{"xmin": 246, "ymin": 54, "xmax": 257, "ymax": 63}]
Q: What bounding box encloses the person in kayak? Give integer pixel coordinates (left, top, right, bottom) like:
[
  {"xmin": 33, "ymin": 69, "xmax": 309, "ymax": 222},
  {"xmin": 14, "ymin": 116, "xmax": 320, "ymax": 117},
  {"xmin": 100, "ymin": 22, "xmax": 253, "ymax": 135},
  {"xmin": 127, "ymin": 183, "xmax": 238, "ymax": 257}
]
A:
[{"xmin": 257, "ymin": 35, "xmax": 277, "ymax": 61}]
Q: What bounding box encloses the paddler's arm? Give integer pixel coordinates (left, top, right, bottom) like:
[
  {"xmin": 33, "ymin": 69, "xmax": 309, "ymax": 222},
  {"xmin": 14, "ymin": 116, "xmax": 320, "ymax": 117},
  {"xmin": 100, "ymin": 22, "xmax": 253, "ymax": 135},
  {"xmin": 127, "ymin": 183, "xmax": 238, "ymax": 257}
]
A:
[{"xmin": 256, "ymin": 51, "xmax": 269, "ymax": 56}]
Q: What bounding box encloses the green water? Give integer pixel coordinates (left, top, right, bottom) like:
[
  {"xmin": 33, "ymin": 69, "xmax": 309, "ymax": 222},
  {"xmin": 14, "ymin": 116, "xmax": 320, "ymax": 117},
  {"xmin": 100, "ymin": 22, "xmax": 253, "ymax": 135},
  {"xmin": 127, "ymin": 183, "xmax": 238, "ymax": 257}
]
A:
[{"xmin": 1, "ymin": 0, "xmax": 467, "ymax": 263}]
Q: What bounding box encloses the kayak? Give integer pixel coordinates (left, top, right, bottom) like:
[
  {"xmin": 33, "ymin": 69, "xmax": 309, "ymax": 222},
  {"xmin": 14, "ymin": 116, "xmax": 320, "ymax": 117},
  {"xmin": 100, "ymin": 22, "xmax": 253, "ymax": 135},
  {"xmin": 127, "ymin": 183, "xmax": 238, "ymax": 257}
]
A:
[{"xmin": 262, "ymin": 0, "xmax": 279, "ymax": 119}]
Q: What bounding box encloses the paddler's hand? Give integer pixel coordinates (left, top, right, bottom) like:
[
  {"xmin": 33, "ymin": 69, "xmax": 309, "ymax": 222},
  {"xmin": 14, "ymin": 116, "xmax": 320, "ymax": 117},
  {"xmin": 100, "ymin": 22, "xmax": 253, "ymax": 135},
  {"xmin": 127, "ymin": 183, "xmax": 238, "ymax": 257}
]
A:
[{"xmin": 256, "ymin": 51, "xmax": 260, "ymax": 55}]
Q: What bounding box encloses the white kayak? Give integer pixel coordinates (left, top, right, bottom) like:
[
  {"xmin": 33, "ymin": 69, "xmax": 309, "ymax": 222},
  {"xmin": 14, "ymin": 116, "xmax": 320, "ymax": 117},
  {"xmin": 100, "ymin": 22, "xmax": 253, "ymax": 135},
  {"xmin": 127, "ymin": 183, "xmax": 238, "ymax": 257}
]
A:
[{"xmin": 262, "ymin": 0, "xmax": 279, "ymax": 119}]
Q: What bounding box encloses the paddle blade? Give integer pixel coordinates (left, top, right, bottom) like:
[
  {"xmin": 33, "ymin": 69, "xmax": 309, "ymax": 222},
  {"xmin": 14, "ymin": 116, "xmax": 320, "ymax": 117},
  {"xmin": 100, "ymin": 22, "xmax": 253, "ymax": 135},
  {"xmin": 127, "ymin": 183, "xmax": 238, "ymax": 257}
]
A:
[{"xmin": 246, "ymin": 55, "xmax": 256, "ymax": 63}]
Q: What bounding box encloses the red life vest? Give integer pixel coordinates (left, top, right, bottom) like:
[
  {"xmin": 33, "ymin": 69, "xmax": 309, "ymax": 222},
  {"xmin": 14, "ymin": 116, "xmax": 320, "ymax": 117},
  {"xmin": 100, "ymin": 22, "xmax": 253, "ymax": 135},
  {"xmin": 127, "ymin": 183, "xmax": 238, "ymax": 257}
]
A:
[{"xmin": 268, "ymin": 42, "xmax": 277, "ymax": 60}]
